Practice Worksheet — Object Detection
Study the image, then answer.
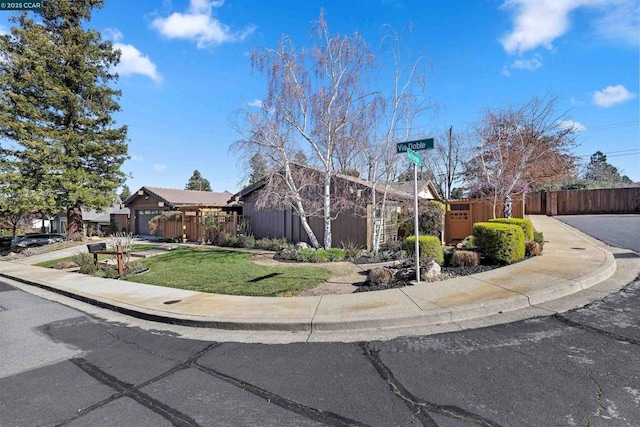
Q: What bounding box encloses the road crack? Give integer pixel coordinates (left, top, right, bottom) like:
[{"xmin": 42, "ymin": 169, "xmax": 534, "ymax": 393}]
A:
[
  {"xmin": 585, "ymin": 372, "xmax": 606, "ymax": 427},
  {"xmin": 54, "ymin": 343, "xmax": 221, "ymax": 426},
  {"xmin": 192, "ymin": 361, "xmax": 369, "ymax": 427},
  {"xmin": 359, "ymin": 342, "xmax": 504, "ymax": 427},
  {"xmin": 57, "ymin": 358, "xmax": 201, "ymax": 427},
  {"xmin": 554, "ymin": 315, "xmax": 640, "ymax": 346}
]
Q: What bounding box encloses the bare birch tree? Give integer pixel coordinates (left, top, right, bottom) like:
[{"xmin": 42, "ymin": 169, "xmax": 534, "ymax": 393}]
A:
[
  {"xmin": 464, "ymin": 95, "xmax": 578, "ymax": 217},
  {"xmin": 233, "ymin": 11, "xmax": 373, "ymax": 248},
  {"xmin": 363, "ymin": 25, "xmax": 431, "ymax": 253}
]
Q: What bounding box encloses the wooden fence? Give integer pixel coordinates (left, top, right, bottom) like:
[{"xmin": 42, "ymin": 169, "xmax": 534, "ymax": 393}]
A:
[
  {"xmin": 445, "ymin": 196, "xmax": 525, "ymax": 243},
  {"xmin": 526, "ymin": 187, "xmax": 640, "ymax": 215},
  {"xmin": 162, "ymin": 213, "xmax": 243, "ymax": 242}
]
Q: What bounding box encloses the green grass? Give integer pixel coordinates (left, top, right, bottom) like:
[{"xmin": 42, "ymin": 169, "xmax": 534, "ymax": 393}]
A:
[{"xmin": 123, "ymin": 248, "xmax": 331, "ymax": 297}]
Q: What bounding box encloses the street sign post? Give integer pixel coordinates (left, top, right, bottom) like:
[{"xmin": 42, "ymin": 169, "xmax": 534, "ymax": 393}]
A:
[
  {"xmin": 397, "ymin": 137, "xmax": 434, "ymax": 283},
  {"xmin": 405, "ymin": 148, "xmax": 423, "ymax": 282},
  {"xmin": 396, "ymin": 138, "xmax": 434, "ymax": 153},
  {"xmin": 406, "ymin": 148, "xmax": 422, "ymax": 166}
]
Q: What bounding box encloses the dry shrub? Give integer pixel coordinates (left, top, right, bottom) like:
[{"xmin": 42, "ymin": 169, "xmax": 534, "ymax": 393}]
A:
[
  {"xmin": 451, "ymin": 250, "xmax": 479, "ymax": 267},
  {"xmin": 525, "ymin": 241, "xmax": 541, "ymax": 256},
  {"xmin": 367, "ymin": 267, "xmax": 394, "ymax": 285}
]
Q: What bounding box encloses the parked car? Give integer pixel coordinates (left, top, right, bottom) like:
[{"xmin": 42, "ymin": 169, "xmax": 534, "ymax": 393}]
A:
[
  {"xmin": 11, "ymin": 233, "xmax": 66, "ymax": 248},
  {"xmin": 0, "ymin": 236, "xmax": 12, "ymax": 250}
]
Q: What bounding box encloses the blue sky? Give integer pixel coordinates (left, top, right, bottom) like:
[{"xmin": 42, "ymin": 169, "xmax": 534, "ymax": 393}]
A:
[{"xmin": 2, "ymin": 0, "xmax": 638, "ymax": 193}]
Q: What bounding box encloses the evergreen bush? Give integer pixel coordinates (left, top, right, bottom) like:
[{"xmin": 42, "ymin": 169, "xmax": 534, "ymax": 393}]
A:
[
  {"xmin": 404, "ymin": 235, "xmax": 444, "ymax": 265},
  {"xmin": 473, "ymin": 222, "xmax": 525, "ymax": 264},
  {"xmin": 488, "ymin": 218, "xmax": 534, "ymax": 241}
]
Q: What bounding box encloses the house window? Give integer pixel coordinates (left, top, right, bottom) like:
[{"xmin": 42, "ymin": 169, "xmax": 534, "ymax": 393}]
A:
[{"xmin": 139, "ymin": 210, "xmax": 162, "ymax": 215}]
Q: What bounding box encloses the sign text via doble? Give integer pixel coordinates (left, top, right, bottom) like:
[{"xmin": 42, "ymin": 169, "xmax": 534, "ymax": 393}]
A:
[{"xmin": 396, "ymin": 138, "xmax": 434, "ymax": 154}]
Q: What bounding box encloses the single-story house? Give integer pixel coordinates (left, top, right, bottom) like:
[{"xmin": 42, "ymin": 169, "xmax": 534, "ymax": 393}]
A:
[
  {"xmin": 389, "ymin": 180, "xmax": 441, "ymax": 200},
  {"xmin": 229, "ymin": 166, "xmax": 441, "ymax": 249},
  {"xmin": 52, "ymin": 202, "xmax": 131, "ymax": 236},
  {"xmin": 123, "ymin": 187, "xmax": 235, "ymax": 236}
]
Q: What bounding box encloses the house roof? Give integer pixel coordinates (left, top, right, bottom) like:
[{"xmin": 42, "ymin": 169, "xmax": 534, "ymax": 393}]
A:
[
  {"xmin": 230, "ymin": 164, "xmax": 439, "ymax": 202},
  {"xmin": 126, "ymin": 187, "xmax": 233, "ymax": 208},
  {"xmin": 54, "ymin": 201, "xmax": 130, "ymax": 221},
  {"xmin": 388, "ymin": 180, "xmax": 441, "ymax": 200}
]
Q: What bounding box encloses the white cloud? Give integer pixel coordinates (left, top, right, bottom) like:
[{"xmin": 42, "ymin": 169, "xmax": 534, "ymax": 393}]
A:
[
  {"xmin": 114, "ymin": 43, "xmax": 162, "ymax": 83},
  {"xmin": 130, "ymin": 155, "xmax": 144, "ymax": 161},
  {"xmin": 558, "ymin": 120, "xmax": 586, "ymax": 131},
  {"xmin": 500, "ymin": 0, "xmax": 577, "ymax": 55},
  {"xmin": 593, "ymin": 84, "xmax": 636, "ymax": 107},
  {"xmin": 511, "ymin": 54, "xmax": 543, "ymax": 71},
  {"xmin": 151, "ymin": 0, "xmax": 255, "ymax": 49},
  {"xmin": 570, "ymin": 97, "xmax": 585, "ymax": 106},
  {"xmin": 154, "ymin": 164, "xmax": 167, "ymax": 172},
  {"xmin": 0, "ymin": 26, "xmax": 9, "ymax": 35},
  {"xmin": 500, "ymin": 0, "xmax": 639, "ymax": 55},
  {"xmin": 247, "ymin": 99, "xmax": 263, "ymax": 108},
  {"xmin": 103, "ymin": 28, "xmax": 161, "ymax": 83},
  {"xmin": 103, "ymin": 28, "xmax": 124, "ymax": 42},
  {"xmin": 592, "ymin": 0, "xmax": 639, "ymax": 44}
]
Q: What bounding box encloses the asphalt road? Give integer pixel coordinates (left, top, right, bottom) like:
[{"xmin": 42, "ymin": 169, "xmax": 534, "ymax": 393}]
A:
[
  {"xmin": 556, "ymin": 214, "xmax": 640, "ymax": 253},
  {"xmin": 1, "ymin": 217, "xmax": 640, "ymax": 426}
]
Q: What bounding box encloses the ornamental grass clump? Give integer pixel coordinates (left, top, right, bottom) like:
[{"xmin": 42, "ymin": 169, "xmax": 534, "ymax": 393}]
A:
[
  {"xmin": 473, "ymin": 222, "xmax": 525, "ymax": 264},
  {"xmin": 451, "ymin": 250, "xmax": 480, "ymax": 267},
  {"xmin": 525, "ymin": 240, "xmax": 541, "ymax": 256},
  {"xmin": 533, "ymin": 231, "xmax": 545, "ymax": 251}
]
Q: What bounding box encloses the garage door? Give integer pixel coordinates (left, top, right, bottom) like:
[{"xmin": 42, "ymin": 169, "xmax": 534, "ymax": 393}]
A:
[{"xmin": 135, "ymin": 210, "xmax": 162, "ymax": 235}]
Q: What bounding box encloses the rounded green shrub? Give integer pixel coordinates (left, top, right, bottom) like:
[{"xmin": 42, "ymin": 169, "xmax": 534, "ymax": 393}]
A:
[
  {"xmin": 473, "ymin": 222, "xmax": 525, "ymax": 264},
  {"xmin": 488, "ymin": 218, "xmax": 534, "ymax": 241},
  {"xmin": 404, "ymin": 235, "xmax": 444, "ymax": 265}
]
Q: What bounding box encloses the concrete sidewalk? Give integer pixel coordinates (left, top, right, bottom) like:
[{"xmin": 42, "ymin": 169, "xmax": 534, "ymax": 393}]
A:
[{"xmin": 0, "ymin": 216, "xmax": 635, "ymax": 342}]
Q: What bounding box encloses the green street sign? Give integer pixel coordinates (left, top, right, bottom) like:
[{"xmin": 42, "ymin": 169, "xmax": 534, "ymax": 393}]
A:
[
  {"xmin": 407, "ymin": 148, "xmax": 422, "ymax": 166},
  {"xmin": 0, "ymin": 1, "xmax": 42, "ymax": 11},
  {"xmin": 396, "ymin": 138, "xmax": 434, "ymax": 153}
]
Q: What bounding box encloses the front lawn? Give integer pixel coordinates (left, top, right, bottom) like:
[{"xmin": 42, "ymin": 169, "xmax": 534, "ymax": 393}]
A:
[{"xmin": 123, "ymin": 248, "xmax": 331, "ymax": 297}]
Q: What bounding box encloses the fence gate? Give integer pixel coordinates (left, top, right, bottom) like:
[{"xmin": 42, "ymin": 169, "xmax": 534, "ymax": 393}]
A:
[{"xmin": 445, "ymin": 202, "xmax": 472, "ymax": 242}]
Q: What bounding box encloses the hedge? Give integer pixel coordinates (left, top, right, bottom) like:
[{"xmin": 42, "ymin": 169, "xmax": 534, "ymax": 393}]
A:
[
  {"xmin": 488, "ymin": 218, "xmax": 534, "ymax": 241},
  {"xmin": 404, "ymin": 235, "xmax": 444, "ymax": 265},
  {"xmin": 473, "ymin": 222, "xmax": 525, "ymax": 264}
]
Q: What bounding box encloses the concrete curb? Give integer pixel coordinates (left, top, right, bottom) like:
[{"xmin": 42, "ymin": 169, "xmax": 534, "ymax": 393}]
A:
[{"xmin": 0, "ymin": 216, "xmax": 620, "ymax": 334}]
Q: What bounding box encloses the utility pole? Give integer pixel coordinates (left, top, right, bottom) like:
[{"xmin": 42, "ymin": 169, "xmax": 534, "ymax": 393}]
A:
[{"xmin": 447, "ymin": 126, "xmax": 453, "ymax": 200}]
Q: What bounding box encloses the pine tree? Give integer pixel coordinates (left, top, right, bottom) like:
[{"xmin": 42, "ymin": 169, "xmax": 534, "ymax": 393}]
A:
[
  {"xmin": 0, "ymin": 0, "xmax": 128, "ymax": 239},
  {"xmin": 185, "ymin": 170, "xmax": 212, "ymax": 191},
  {"xmin": 584, "ymin": 151, "xmax": 624, "ymax": 185},
  {"xmin": 119, "ymin": 184, "xmax": 131, "ymax": 202},
  {"xmin": 248, "ymin": 153, "xmax": 268, "ymax": 185}
]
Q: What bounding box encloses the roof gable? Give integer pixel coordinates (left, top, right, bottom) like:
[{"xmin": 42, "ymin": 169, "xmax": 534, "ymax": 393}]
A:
[
  {"xmin": 126, "ymin": 187, "xmax": 233, "ymax": 208},
  {"xmin": 231, "ymin": 164, "xmax": 435, "ymax": 201}
]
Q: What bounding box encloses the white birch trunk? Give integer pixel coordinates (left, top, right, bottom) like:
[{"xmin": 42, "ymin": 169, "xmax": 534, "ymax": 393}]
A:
[
  {"xmin": 322, "ymin": 170, "xmax": 332, "ymax": 249},
  {"xmin": 283, "ymin": 161, "xmax": 322, "ymax": 248}
]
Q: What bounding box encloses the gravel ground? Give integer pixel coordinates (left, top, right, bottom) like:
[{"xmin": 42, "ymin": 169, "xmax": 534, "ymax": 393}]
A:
[{"xmin": 354, "ymin": 263, "xmax": 501, "ymax": 293}]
